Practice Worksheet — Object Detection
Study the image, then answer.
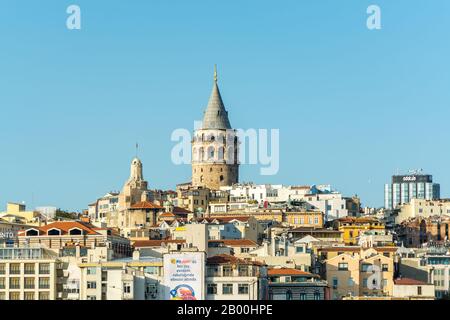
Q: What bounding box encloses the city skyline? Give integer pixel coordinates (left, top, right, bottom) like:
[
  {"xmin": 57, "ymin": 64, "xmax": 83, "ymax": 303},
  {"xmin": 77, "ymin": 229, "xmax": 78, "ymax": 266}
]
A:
[{"xmin": 1, "ymin": 1, "xmax": 450, "ymax": 211}]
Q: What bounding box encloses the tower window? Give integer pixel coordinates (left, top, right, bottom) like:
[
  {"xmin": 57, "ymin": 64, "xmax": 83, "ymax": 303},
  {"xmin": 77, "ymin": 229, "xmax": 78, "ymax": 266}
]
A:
[{"xmin": 220, "ymin": 175, "xmax": 224, "ymax": 182}]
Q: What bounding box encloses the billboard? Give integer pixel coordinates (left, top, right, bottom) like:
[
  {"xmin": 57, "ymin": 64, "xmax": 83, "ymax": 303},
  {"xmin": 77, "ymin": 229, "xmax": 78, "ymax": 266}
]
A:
[{"xmin": 163, "ymin": 252, "xmax": 205, "ymax": 300}]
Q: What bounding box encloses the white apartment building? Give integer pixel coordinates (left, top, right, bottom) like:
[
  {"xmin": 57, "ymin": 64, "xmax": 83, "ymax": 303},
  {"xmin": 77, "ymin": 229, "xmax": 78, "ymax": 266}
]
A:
[
  {"xmin": 79, "ymin": 253, "xmax": 164, "ymax": 300},
  {"xmin": 218, "ymin": 184, "xmax": 352, "ymax": 221},
  {"xmin": 205, "ymin": 254, "xmax": 268, "ymax": 300}
]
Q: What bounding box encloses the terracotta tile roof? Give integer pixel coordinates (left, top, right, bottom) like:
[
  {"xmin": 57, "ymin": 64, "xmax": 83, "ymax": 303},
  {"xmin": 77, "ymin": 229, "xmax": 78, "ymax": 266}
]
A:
[
  {"xmin": 130, "ymin": 201, "xmax": 164, "ymax": 209},
  {"xmin": 207, "ymin": 254, "xmax": 265, "ymax": 266},
  {"xmin": 394, "ymin": 278, "xmax": 428, "ymax": 285},
  {"xmin": 133, "ymin": 239, "xmax": 186, "ymax": 248},
  {"xmin": 19, "ymin": 221, "xmax": 100, "ymax": 236},
  {"xmin": 268, "ymin": 268, "xmax": 314, "ymax": 276},
  {"xmin": 210, "ymin": 216, "xmax": 251, "ymax": 223},
  {"xmin": 159, "ymin": 212, "xmax": 176, "ymax": 218},
  {"xmin": 209, "ymin": 239, "xmax": 258, "ymax": 247}
]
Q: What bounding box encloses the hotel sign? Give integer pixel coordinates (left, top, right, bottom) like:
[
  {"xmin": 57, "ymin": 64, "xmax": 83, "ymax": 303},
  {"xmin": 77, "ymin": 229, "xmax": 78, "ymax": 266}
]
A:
[{"xmin": 163, "ymin": 252, "xmax": 205, "ymax": 300}]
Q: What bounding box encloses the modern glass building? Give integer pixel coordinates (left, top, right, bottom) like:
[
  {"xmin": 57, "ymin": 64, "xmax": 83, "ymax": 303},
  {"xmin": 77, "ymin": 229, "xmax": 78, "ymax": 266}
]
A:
[{"xmin": 384, "ymin": 173, "xmax": 440, "ymax": 209}]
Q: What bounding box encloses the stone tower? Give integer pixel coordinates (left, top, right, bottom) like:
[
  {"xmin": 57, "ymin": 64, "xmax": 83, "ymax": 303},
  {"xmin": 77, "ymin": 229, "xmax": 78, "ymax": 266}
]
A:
[
  {"xmin": 191, "ymin": 66, "xmax": 239, "ymax": 190},
  {"xmin": 118, "ymin": 157, "xmax": 149, "ymax": 209}
]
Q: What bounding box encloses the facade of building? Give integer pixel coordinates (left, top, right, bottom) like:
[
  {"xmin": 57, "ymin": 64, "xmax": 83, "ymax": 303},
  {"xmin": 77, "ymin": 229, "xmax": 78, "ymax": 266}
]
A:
[
  {"xmin": 396, "ymin": 198, "xmax": 450, "ymax": 224},
  {"xmin": 18, "ymin": 221, "xmax": 132, "ymax": 258},
  {"xmin": 191, "ymin": 66, "xmax": 239, "ymax": 190},
  {"xmin": 318, "ymin": 247, "xmax": 396, "ymax": 300},
  {"xmin": 205, "ymin": 254, "xmax": 268, "ymax": 300},
  {"xmin": 0, "ymin": 247, "xmax": 64, "ymax": 300},
  {"xmin": 384, "ymin": 172, "xmax": 440, "ymax": 210},
  {"xmin": 332, "ymin": 217, "xmax": 386, "ymax": 245},
  {"xmin": 268, "ymin": 267, "xmax": 328, "ymax": 300}
]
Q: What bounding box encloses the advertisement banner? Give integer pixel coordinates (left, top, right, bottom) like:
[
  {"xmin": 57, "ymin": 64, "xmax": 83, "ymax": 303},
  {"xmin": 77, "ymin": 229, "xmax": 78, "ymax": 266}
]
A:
[{"xmin": 163, "ymin": 252, "xmax": 205, "ymax": 300}]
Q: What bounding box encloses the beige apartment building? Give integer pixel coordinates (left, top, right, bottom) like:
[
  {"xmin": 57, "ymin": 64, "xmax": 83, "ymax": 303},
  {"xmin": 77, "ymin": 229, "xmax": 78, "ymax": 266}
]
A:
[
  {"xmin": 0, "ymin": 247, "xmax": 63, "ymax": 300},
  {"xmin": 397, "ymin": 198, "xmax": 450, "ymax": 223},
  {"xmin": 319, "ymin": 246, "xmax": 397, "ymax": 300}
]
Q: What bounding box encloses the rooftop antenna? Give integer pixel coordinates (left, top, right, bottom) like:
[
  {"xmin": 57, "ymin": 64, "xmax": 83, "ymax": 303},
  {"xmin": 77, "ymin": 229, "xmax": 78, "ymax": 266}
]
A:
[
  {"xmin": 214, "ymin": 64, "xmax": 218, "ymax": 83},
  {"xmin": 135, "ymin": 142, "xmax": 139, "ymax": 158}
]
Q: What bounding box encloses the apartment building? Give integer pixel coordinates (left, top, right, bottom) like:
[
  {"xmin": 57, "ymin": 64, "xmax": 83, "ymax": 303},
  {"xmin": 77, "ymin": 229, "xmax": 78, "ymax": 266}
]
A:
[
  {"xmin": 318, "ymin": 246, "xmax": 397, "ymax": 300},
  {"xmin": 332, "ymin": 217, "xmax": 385, "ymax": 245},
  {"xmin": 398, "ymin": 247, "xmax": 450, "ymax": 299},
  {"xmin": 79, "ymin": 253, "xmax": 164, "ymax": 300},
  {"xmin": 18, "ymin": 221, "xmax": 132, "ymax": 258},
  {"xmin": 0, "ymin": 247, "xmax": 63, "ymax": 300},
  {"xmin": 205, "ymin": 254, "xmax": 268, "ymax": 300},
  {"xmin": 396, "ymin": 198, "xmax": 450, "ymax": 224},
  {"xmin": 268, "ymin": 267, "xmax": 328, "ymax": 300}
]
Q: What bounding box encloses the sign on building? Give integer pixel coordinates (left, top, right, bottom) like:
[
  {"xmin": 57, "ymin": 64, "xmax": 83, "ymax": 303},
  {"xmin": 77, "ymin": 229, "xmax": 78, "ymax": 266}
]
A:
[{"xmin": 163, "ymin": 252, "xmax": 205, "ymax": 300}]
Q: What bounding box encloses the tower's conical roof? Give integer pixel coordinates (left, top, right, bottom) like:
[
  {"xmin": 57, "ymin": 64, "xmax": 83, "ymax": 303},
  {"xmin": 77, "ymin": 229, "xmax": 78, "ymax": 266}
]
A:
[{"xmin": 202, "ymin": 65, "xmax": 231, "ymax": 130}]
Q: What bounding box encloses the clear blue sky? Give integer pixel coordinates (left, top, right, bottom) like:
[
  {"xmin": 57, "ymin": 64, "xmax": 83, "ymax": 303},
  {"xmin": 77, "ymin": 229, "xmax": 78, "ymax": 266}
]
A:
[{"xmin": 0, "ymin": 0, "xmax": 449, "ymax": 211}]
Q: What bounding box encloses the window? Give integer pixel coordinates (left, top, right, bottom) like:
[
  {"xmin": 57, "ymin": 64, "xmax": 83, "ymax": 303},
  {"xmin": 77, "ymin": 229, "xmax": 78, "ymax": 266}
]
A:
[
  {"xmin": 299, "ymin": 292, "xmax": 307, "ymax": 300},
  {"xmin": 0, "ymin": 292, "xmax": 5, "ymax": 300},
  {"xmin": 314, "ymin": 292, "xmax": 321, "ymax": 300},
  {"xmin": 24, "ymin": 292, "xmax": 35, "ymax": 300},
  {"xmin": 39, "ymin": 277, "xmax": 50, "ymax": 289},
  {"xmin": 39, "ymin": 263, "xmax": 50, "ymax": 274},
  {"xmin": 0, "ymin": 278, "xmax": 5, "ymax": 289},
  {"xmin": 24, "ymin": 277, "xmax": 35, "ymax": 289},
  {"xmin": 123, "ymin": 283, "xmax": 131, "ymax": 294},
  {"xmin": 38, "ymin": 292, "xmax": 49, "ymax": 300},
  {"xmin": 338, "ymin": 263, "xmax": 348, "ymax": 271},
  {"xmin": 222, "ymin": 284, "xmax": 233, "ymax": 295},
  {"xmin": 286, "ymin": 290, "xmax": 293, "ymax": 300},
  {"xmin": 332, "ymin": 277, "xmax": 338, "ymax": 289},
  {"xmin": 144, "ymin": 266, "xmax": 158, "ymax": 275},
  {"xmin": 87, "ymin": 267, "xmax": 96, "ymax": 275},
  {"xmin": 24, "ymin": 263, "xmax": 35, "ymax": 275},
  {"xmin": 296, "ymin": 247, "xmax": 304, "ymax": 253},
  {"xmin": 382, "ymin": 264, "xmax": 389, "ymax": 272},
  {"xmin": 238, "ymin": 284, "xmax": 249, "ymax": 295},
  {"xmin": 87, "ymin": 295, "xmax": 97, "ymax": 300},
  {"xmin": 363, "ymin": 278, "xmax": 368, "ymax": 288},
  {"xmin": 361, "ymin": 264, "xmax": 371, "ymax": 272},
  {"xmin": 207, "ymin": 266, "xmax": 220, "ymax": 277},
  {"xmin": 9, "ymin": 277, "xmax": 20, "ymax": 289},
  {"xmin": 0, "ymin": 264, "xmax": 5, "ymax": 275},
  {"xmin": 69, "ymin": 228, "xmax": 82, "ymax": 235},
  {"xmin": 87, "ymin": 281, "xmax": 97, "ymax": 289},
  {"xmin": 223, "ymin": 266, "xmax": 233, "ymax": 277},
  {"xmin": 207, "ymin": 284, "xmax": 217, "ymax": 295},
  {"xmin": 382, "ymin": 279, "xmax": 388, "ymax": 288},
  {"xmin": 418, "ymin": 286, "xmax": 422, "ymax": 296},
  {"xmin": 10, "ymin": 263, "xmax": 20, "ymax": 275},
  {"xmin": 238, "ymin": 265, "xmax": 249, "ymax": 277},
  {"xmin": 9, "ymin": 292, "xmax": 20, "ymax": 300}
]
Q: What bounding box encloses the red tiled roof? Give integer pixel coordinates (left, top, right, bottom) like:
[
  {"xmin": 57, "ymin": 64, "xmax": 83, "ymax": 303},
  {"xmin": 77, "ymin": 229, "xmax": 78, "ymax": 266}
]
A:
[
  {"xmin": 133, "ymin": 239, "xmax": 185, "ymax": 248},
  {"xmin": 19, "ymin": 221, "xmax": 100, "ymax": 236},
  {"xmin": 394, "ymin": 278, "xmax": 428, "ymax": 286},
  {"xmin": 268, "ymin": 268, "xmax": 314, "ymax": 276},
  {"xmin": 159, "ymin": 212, "xmax": 176, "ymax": 218},
  {"xmin": 130, "ymin": 201, "xmax": 164, "ymax": 209},
  {"xmin": 209, "ymin": 239, "xmax": 258, "ymax": 247}
]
